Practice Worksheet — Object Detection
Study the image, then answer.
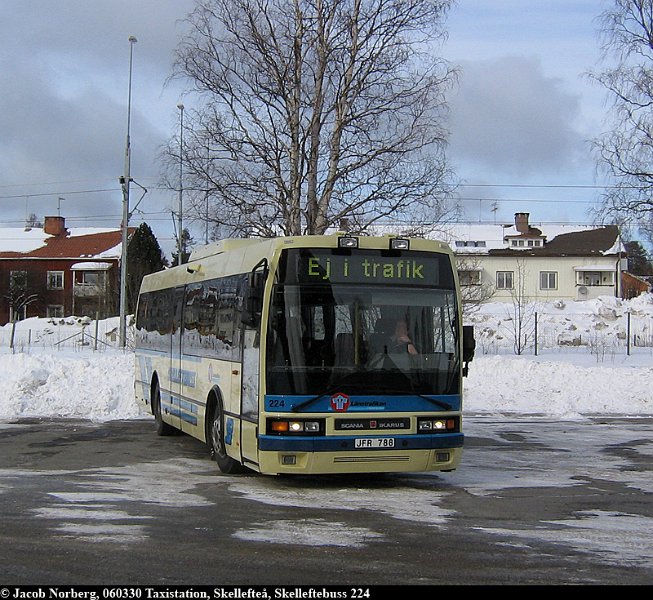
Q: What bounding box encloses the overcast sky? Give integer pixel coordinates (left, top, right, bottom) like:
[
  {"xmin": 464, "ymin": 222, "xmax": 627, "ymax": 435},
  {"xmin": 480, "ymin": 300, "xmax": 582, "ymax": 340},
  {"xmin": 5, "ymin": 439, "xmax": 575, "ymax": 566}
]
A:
[{"xmin": 0, "ymin": 0, "xmax": 614, "ymax": 257}]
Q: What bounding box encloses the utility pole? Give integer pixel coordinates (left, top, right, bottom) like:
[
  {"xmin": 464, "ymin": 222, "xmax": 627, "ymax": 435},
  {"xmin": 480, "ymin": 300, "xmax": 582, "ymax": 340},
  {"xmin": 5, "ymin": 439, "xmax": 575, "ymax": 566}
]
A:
[
  {"xmin": 119, "ymin": 35, "xmax": 137, "ymax": 347},
  {"xmin": 177, "ymin": 103, "xmax": 184, "ymax": 266}
]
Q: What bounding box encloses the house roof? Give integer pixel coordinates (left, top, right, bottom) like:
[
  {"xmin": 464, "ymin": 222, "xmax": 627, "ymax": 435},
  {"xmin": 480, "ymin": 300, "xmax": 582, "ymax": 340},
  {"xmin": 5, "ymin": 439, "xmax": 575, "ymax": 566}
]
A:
[
  {"xmin": 431, "ymin": 223, "xmax": 621, "ymax": 255},
  {"xmin": 527, "ymin": 226, "xmax": 622, "ymax": 257},
  {"xmin": 369, "ymin": 214, "xmax": 623, "ymax": 258},
  {"xmin": 0, "ymin": 225, "xmax": 130, "ymax": 261}
]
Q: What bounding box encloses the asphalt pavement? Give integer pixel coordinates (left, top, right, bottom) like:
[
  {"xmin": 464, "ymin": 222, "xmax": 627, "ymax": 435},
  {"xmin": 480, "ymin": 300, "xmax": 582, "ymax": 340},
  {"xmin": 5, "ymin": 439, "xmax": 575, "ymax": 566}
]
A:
[{"xmin": 1, "ymin": 417, "xmax": 652, "ymax": 586}]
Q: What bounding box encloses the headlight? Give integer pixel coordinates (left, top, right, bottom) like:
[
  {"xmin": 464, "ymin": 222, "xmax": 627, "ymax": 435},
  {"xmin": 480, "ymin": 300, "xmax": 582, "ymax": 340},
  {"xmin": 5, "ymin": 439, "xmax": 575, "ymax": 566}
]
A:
[
  {"xmin": 418, "ymin": 417, "xmax": 458, "ymax": 432},
  {"xmin": 267, "ymin": 419, "xmax": 324, "ymax": 435}
]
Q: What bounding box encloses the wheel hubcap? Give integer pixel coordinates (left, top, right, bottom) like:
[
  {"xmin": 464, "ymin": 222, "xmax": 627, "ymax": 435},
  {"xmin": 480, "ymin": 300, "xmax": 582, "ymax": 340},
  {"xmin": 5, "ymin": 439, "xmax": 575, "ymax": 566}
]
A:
[{"xmin": 212, "ymin": 414, "xmax": 225, "ymax": 458}]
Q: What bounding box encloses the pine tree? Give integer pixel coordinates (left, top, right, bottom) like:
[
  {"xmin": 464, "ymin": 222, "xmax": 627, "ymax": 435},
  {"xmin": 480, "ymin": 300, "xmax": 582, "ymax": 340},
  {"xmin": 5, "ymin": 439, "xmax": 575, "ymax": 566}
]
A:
[
  {"xmin": 625, "ymin": 240, "xmax": 653, "ymax": 276},
  {"xmin": 126, "ymin": 223, "xmax": 167, "ymax": 313},
  {"xmin": 171, "ymin": 228, "xmax": 194, "ymax": 266}
]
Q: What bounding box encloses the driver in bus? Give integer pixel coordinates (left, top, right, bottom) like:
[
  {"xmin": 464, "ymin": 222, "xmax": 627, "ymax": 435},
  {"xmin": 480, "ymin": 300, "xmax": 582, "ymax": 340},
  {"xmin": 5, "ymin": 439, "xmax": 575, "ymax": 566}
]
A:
[{"xmin": 390, "ymin": 319, "xmax": 418, "ymax": 355}]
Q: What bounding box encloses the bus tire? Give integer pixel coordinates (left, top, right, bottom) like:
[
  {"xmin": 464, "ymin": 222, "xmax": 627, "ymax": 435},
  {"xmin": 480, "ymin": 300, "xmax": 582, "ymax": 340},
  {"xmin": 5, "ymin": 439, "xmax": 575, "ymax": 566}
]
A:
[
  {"xmin": 152, "ymin": 379, "xmax": 176, "ymax": 436},
  {"xmin": 208, "ymin": 399, "xmax": 246, "ymax": 474}
]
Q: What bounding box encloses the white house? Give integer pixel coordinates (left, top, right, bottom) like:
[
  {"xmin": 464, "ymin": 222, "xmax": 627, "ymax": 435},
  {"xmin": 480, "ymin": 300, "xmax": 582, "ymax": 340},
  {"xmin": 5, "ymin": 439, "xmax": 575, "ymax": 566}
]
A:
[{"xmin": 429, "ymin": 213, "xmax": 625, "ymax": 303}]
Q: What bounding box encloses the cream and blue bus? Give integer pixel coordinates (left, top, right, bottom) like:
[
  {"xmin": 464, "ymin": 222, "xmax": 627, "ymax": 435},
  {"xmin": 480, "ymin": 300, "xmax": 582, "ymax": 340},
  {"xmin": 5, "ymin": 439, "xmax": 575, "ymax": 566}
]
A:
[{"xmin": 134, "ymin": 234, "xmax": 474, "ymax": 475}]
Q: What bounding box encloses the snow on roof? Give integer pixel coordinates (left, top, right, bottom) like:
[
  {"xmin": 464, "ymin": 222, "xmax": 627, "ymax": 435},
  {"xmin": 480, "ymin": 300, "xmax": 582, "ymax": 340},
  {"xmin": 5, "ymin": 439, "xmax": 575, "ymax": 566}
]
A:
[
  {"xmin": 71, "ymin": 262, "xmax": 113, "ymax": 270},
  {"xmin": 0, "ymin": 227, "xmax": 50, "ymax": 253},
  {"xmin": 0, "ymin": 226, "xmax": 123, "ymax": 258},
  {"xmin": 430, "ymin": 222, "xmax": 604, "ymax": 252},
  {"xmin": 367, "ymin": 220, "xmax": 620, "ymax": 256}
]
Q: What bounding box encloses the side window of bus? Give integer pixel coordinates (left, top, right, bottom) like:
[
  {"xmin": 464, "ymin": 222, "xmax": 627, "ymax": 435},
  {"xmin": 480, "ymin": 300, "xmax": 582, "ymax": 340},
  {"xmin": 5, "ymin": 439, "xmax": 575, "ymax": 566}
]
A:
[
  {"xmin": 135, "ymin": 294, "xmax": 149, "ymax": 331},
  {"xmin": 181, "ymin": 275, "xmax": 247, "ymax": 361},
  {"xmin": 134, "ymin": 289, "xmax": 175, "ymax": 350}
]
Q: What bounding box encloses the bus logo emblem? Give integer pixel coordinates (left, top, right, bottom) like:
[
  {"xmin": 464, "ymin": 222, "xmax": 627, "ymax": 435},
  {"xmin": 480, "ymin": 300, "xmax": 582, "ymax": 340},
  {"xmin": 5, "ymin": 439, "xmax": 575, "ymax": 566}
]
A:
[{"xmin": 330, "ymin": 393, "xmax": 350, "ymax": 412}]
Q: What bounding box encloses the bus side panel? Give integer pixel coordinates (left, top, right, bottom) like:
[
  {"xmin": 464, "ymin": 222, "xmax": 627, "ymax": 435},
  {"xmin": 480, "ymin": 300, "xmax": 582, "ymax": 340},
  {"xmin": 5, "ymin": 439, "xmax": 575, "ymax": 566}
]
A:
[{"xmin": 134, "ymin": 353, "xmax": 152, "ymax": 409}]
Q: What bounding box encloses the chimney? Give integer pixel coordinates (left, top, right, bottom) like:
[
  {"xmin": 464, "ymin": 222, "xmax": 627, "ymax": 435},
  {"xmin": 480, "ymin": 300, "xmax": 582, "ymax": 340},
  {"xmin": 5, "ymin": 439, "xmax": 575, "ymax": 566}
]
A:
[
  {"xmin": 514, "ymin": 212, "xmax": 530, "ymax": 234},
  {"xmin": 44, "ymin": 216, "xmax": 67, "ymax": 237}
]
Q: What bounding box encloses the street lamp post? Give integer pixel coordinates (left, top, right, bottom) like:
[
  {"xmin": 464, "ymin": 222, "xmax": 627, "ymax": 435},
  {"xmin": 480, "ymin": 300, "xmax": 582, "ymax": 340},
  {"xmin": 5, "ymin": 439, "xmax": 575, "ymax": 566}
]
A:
[
  {"xmin": 119, "ymin": 35, "xmax": 137, "ymax": 348},
  {"xmin": 177, "ymin": 103, "xmax": 184, "ymax": 266}
]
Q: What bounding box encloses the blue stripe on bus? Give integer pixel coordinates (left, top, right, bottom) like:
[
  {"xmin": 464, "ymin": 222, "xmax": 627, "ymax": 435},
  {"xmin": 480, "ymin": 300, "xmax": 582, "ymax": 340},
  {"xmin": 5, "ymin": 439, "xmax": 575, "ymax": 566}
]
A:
[
  {"xmin": 161, "ymin": 393, "xmax": 199, "ymax": 427},
  {"xmin": 135, "ymin": 347, "xmax": 207, "ymax": 364},
  {"xmin": 258, "ymin": 432, "xmax": 464, "ymax": 452},
  {"xmin": 264, "ymin": 394, "xmax": 461, "ymax": 413}
]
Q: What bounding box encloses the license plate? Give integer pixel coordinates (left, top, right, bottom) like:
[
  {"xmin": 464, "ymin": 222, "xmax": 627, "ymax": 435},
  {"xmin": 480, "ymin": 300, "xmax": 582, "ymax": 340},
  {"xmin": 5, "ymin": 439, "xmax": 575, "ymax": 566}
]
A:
[{"xmin": 354, "ymin": 438, "xmax": 395, "ymax": 449}]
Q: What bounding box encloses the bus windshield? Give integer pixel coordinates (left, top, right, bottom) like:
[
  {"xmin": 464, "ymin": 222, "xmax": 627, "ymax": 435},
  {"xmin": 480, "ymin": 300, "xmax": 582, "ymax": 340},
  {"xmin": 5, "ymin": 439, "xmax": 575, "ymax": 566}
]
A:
[{"xmin": 266, "ymin": 249, "xmax": 460, "ymax": 396}]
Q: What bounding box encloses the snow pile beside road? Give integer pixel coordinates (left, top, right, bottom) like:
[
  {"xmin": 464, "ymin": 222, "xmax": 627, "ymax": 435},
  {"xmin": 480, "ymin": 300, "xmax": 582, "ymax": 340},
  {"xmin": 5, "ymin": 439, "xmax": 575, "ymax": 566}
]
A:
[
  {"xmin": 0, "ymin": 352, "xmax": 147, "ymax": 422},
  {"xmin": 0, "ymin": 349, "xmax": 650, "ymax": 422},
  {"xmin": 464, "ymin": 354, "xmax": 653, "ymax": 418},
  {"xmin": 0, "ymin": 294, "xmax": 652, "ymax": 422}
]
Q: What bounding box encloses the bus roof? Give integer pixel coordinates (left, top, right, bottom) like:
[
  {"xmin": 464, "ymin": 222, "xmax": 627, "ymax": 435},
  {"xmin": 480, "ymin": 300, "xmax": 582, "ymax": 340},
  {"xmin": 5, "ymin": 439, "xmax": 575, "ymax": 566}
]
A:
[
  {"xmin": 188, "ymin": 234, "xmax": 451, "ymax": 261},
  {"xmin": 139, "ymin": 234, "xmax": 452, "ymax": 294}
]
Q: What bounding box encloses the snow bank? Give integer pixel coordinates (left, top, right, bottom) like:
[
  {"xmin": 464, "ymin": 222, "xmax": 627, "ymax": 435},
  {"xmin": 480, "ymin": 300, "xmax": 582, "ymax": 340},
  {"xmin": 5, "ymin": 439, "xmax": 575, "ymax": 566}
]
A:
[
  {"xmin": 464, "ymin": 355, "xmax": 652, "ymax": 418},
  {"xmin": 0, "ymin": 349, "xmax": 650, "ymax": 422},
  {"xmin": 0, "ymin": 294, "xmax": 651, "ymax": 422},
  {"xmin": 0, "ymin": 352, "xmax": 148, "ymax": 422}
]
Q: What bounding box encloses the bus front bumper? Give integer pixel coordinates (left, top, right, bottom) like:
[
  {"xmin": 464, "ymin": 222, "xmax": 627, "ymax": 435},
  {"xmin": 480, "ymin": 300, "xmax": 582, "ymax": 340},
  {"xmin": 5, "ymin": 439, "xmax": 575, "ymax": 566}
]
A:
[{"xmin": 257, "ymin": 433, "xmax": 463, "ymax": 475}]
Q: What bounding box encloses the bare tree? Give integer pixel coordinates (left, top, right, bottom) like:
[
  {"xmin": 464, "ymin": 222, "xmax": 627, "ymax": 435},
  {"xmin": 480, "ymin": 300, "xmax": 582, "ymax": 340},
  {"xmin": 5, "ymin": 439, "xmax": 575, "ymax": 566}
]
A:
[
  {"xmin": 501, "ymin": 259, "xmax": 537, "ymax": 355},
  {"xmin": 166, "ymin": 0, "xmax": 457, "ymax": 237},
  {"xmin": 589, "ymin": 0, "xmax": 653, "ymax": 230},
  {"xmin": 454, "ymin": 255, "xmax": 495, "ymax": 319}
]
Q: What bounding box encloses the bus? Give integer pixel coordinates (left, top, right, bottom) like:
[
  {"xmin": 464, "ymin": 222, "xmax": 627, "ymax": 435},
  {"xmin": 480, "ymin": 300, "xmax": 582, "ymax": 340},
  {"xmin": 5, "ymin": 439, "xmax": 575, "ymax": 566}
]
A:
[{"xmin": 134, "ymin": 234, "xmax": 475, "ymax": 475}]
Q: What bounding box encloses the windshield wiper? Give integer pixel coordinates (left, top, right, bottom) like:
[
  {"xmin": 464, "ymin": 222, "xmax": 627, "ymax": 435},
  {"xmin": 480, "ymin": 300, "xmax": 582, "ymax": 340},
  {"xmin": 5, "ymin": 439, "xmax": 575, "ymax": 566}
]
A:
[{"xmin": 415, "ymin": 394, "xmax": 452, "ymax": 411}]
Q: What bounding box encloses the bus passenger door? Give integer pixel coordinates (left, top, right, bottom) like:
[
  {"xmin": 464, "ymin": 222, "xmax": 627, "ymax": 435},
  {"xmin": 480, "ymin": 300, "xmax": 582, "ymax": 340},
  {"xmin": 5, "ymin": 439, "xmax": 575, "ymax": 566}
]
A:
[{"xmin": 239, "ymin": 326, "xmax": 260, "ymax": 465}]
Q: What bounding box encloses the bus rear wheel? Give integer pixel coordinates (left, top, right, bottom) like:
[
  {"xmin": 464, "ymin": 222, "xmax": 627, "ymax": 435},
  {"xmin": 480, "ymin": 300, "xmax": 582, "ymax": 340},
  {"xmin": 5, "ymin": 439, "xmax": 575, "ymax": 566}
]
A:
[
  {"xmin": 153, "ymin": 380, "xmax": 176, "ymax": 436},
  {"xmin": 208, "ymin": 402, "xmax": 246, "ymax": 474}
]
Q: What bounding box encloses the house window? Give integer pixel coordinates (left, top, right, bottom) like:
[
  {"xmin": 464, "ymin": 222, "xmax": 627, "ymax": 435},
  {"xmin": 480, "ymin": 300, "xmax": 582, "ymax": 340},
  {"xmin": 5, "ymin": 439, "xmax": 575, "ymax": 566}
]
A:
[
  {"xmin": 496, "ymin": 271, "xmax": 514, "ymax": 289},
  {"xmin": 540, "ymin": 271, "xmax": 558, "ymax": 290},
  {"xmin": 455, "ymin": 240, "xmax": 487, "ymax": 248},
  {"xmin": 47, "ymin": 271, "xmax": 64, "ymax": 290},
  {"xmin": 9, "ymin": 305, "xmax": 27, "ymax": 322},
  {"xmin": 10, "ymin": 270, "xmax": 27, "ymax": 287},
  {"xmin": 76, "ymin": 271, "xmax": 99, "ymax": 286},
  {"xmin": 458, "ymin": 270, "xmax": 481, "ymax": 286},
  {"xmin": 8, "ymin": 271, "xmax": 28, "ymax": 322},
  {"xmin": 47, "ymin": 305, "xmax": 64, "ymax": 318},
  {"xmin": 577, "ymin": 271, "xmax": 613, "ymax": 286}
]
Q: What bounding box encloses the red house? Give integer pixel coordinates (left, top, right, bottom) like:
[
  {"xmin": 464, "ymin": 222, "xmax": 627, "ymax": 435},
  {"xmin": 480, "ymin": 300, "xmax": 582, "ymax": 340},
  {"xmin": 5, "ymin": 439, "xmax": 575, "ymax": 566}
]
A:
[{"xmin": 0, "ymin": 216, "xmax": 133, "ymax": 325}]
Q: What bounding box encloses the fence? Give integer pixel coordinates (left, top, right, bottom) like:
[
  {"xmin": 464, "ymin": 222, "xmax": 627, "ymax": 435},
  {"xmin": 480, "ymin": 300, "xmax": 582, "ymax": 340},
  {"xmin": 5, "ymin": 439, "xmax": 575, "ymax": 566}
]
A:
[
  {"xmin": 0, "ymin": 316, "xmax": 134, "ymax": 353},
  {"xmin": 467, "ymin": 301, "xmax": 653, "ymax": 361},
  {"xmin": 3, "ymin": 300, "xmax": 653, "ymax": 361}
]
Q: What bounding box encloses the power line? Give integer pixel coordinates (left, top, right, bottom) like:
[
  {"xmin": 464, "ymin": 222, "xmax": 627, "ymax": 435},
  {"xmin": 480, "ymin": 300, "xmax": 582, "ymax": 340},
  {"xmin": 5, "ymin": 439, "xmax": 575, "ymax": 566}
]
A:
[
  {"xmin": 458, "ymin": 183, "xmax": 612, "ymax": 190},
  {"xmin": 0, "ymin": 188, "xmax": 120, "ymax": 200},
  {"xmin": 458, "ymin": 196, "xmax": 600, "ymax": 205}
]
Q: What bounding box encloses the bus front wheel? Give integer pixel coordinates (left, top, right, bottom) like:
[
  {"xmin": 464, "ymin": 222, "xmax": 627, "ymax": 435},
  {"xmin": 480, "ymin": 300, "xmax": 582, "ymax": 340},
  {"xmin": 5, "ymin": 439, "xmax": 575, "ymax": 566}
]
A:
[{"xmin": 208, "ymin": 401, "xmax": 246, "ymax": 474}]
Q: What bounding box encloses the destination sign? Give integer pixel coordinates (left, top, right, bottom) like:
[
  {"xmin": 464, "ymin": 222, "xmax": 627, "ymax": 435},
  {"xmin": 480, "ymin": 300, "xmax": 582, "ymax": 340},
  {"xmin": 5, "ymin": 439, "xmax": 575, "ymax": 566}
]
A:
[{"xmin": 281, "ymin": 249, "xmax": 450, "ymax": 286}]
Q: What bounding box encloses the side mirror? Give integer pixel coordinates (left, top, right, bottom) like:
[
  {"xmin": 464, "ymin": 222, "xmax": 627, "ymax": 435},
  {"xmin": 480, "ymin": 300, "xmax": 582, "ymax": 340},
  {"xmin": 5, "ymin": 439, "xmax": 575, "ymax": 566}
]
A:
[
  {"xmin": 462, "ymin": 325, "xmax": 475, "ymax": 376},
  {"xmin": 241, "ymin": 259, "xmax": 268, "ymax": 327}
]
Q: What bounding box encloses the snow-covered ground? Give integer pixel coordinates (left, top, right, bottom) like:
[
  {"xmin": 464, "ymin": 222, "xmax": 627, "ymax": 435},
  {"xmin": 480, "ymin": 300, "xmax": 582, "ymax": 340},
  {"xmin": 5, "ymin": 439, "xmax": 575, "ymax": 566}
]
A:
[{"xmin": 0, "ymin": 294, "xmax": 651, "ymax": 421}]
